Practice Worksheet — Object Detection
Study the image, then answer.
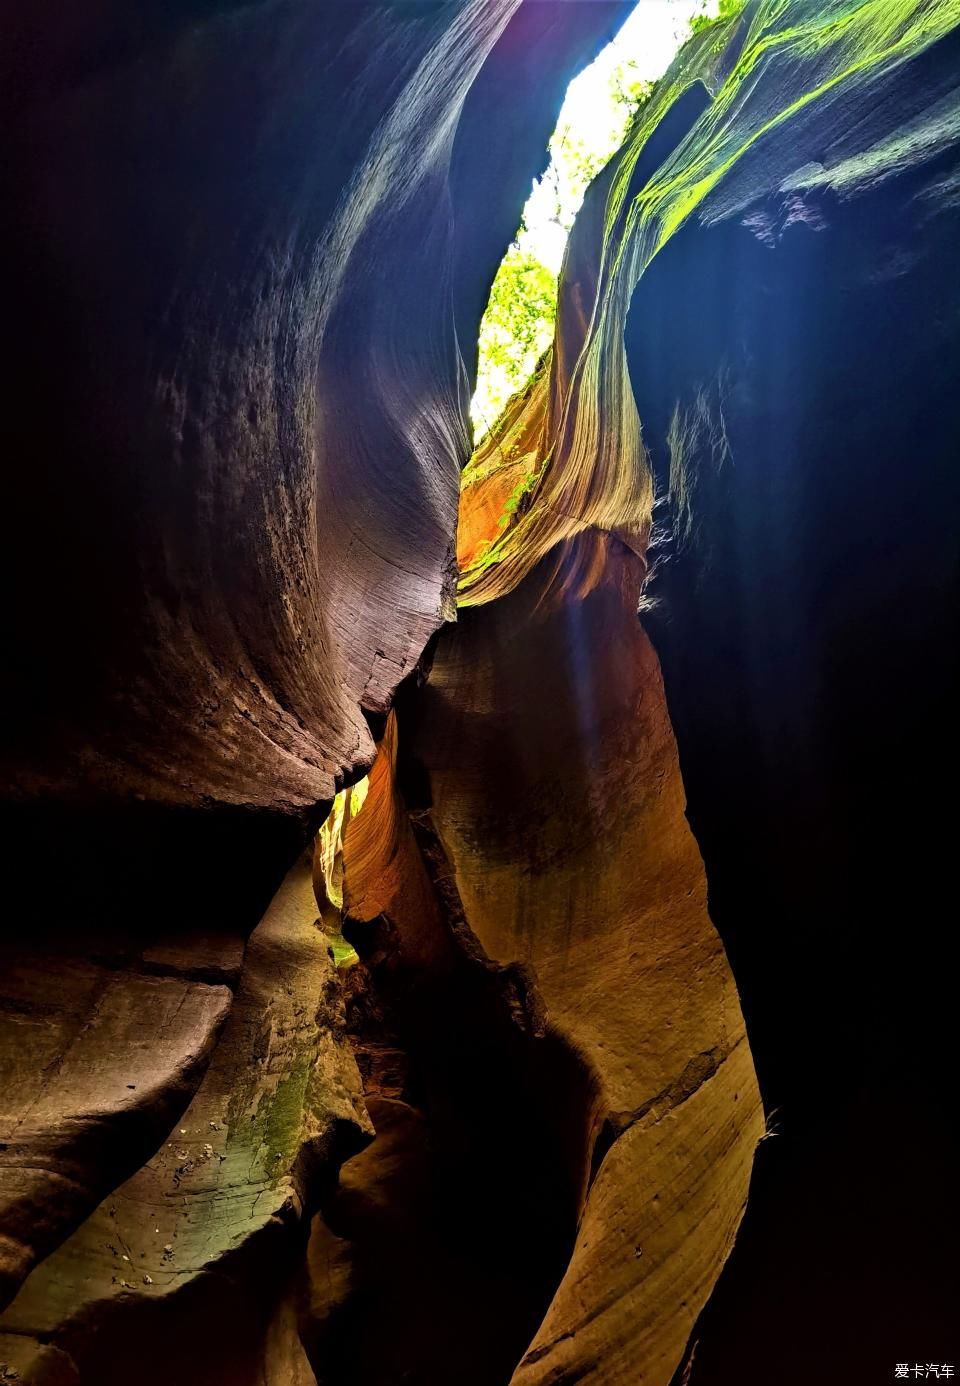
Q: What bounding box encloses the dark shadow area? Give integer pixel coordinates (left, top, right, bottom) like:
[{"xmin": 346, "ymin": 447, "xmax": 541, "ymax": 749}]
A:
[
  {"xmin": 627, "ymin": 103, "xmax": 960, "ymax": 1382},
  {"xmin": 308, "ymin": 935, "xmax": 597, "ymax": 1386},
  {"xmin": 0, "ymin": 800, "xmax": 314, "ymax": 965}
]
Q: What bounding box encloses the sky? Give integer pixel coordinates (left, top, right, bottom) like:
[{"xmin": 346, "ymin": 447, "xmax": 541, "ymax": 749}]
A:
[
  {"xmin": 471, "ymin": 0, "xmax": 719, "ymax": 436},
  {"xmin": 526, "ymin": 0, "xmax": 716, "ymax": 271}
]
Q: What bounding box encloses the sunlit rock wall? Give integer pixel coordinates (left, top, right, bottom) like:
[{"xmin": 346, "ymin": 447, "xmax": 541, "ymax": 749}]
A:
[
  {"xmin": 411, "ymin": 541, "xmax": 763, "ymax": 1386},
  {"xmin": 0, "ymin": 1, "xmax": 631, "ymax": 1378},
  {"xmin": 457, "ymin": 1, "xmax": 960, "ymax": 1380},
  {"xmin": 3, "ymin": 0, "xmax": 957, "ymax": 1380}
]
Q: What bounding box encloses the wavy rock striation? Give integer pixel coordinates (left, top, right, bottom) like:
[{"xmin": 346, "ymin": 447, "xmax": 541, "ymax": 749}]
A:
[
  {"xmin": 412, "ymin": 539, "xmax": 763, "ymax": 1386},
  {"xmin": 3, "ymin": 0, "xmax": 957, "ymax": 1381},
  {"xmin": 455, "ymin": 1, "xmax": 960, "ymax": 1380},
  {"xmin": 0, "ymin": 852, "xmax": 370, "ymax": 1384},
  {"xmin": 0, "ymin": 0, "xmax": 634, "ymax": 1378}
]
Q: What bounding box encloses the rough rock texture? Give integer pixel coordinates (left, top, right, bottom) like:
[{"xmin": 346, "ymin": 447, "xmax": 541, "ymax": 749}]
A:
[
  {"xmin": 306, "ymin": 716, "xmax": 597, "ymax": 1386},
  {"xmin": 3, "ymin": 0, "xmax": 630, "ymax": 816},
  {"xmin": 0, "ymin": 1336, "xmax": 79, "ymax": 1386},
  {"xmin": 410, "ymin": 540, "xmax": 763, "ymax": 1386},
  {"xmin": 0, "ymin": 852, "xmax": 369, "ymax": 1384},
  {"xmin": 457, "ymin": 363, "xmax": 549, "ymax": 571},
  {"xmin": 4, "ymin": 0, "xmax": 956, "ymax": 1378},
  {"xmin": 0, "ymin": 0, "xmax": 632, "ymax": 1375},
  {"xmin": 453, "ymin": 0, "xmax": 960, "ymax": 1378},
  {"xmin": 514, "ymin": 1039, "xmax": 758, "ymax": 1386},
  {"xmin": 300, "ymin": 533, "xmax": 760, "ymax": 1385},
  {"xmin": 0, "ymin": 944, "xmax": 231, "ymax": 1306},
  {"xmin": 458, "ymin": 0, "xmax": 960, "ymax": 612}
]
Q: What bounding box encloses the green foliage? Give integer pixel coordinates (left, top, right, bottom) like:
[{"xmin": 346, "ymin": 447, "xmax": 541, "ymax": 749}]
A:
[
  {"xmin": 608, "ymin": 58, "xmax": 655, "ymax": 113},
  {"xmin": 689, "ymin": 0, "xmax": 746, "ymax": 36},
  {"xmin": 499, "ymin": 463, "xmax": 540, "ymax": 528},
  {"xmin": 471, "ymin": 245, "xmax": 557, "ymax": 441},
  {"xmin": 471, "ymin": 57, "xmax": 654, "ymax": 440},
  {"xmin": 548, "ymin": 70, "xmax": 653, "ymax": 233}
]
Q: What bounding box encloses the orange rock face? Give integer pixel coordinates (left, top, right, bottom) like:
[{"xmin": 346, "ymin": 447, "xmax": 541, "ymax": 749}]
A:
[
  {"xmin": 5, "ymin": 0, "xmax": 956, "ymax": 1380},
  {"xmin": 412, "ymin": 541, "xmax": 763, "ymax": 1385},
  {"xmin": 0, "ymin": 1, "xmax": 643, "ymax": 1379},
  {"xmin": 302, "ymin": 535, "xmax": 760, "ymax": 1386}
]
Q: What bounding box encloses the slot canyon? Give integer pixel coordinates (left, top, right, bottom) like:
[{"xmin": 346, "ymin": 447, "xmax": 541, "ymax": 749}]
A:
[{"xmin": 1, "ymin": 1, "xmax": 957, "ymax": 1383}]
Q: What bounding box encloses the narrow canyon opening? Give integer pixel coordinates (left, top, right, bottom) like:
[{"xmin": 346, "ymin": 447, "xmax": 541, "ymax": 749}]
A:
[
  {"xmin": 2, "ymin": 1, "xmax": 957, "ymax": 1383},
  {"xmin": 302, "ymin": 10, "xmax": 756, "ymax": 1383}
]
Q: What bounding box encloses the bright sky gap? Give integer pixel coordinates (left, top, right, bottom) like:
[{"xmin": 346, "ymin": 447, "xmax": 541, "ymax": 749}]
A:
[{"xmin": 470, "ymin": 0, "xmax": 721, "ymax": 440}]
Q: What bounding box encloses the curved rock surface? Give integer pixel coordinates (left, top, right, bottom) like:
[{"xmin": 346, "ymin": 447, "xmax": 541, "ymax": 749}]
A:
[
  {"xmin": 0, "ymin": 945, "xmax": 231, "ymax": 1307},
  {"xmin": 2, "ymin": 0, "xmax": 957, "ymax": 1379},
  {"xmin": 0, "ymin": 852, "xmax": 369, "ymax": 1384},
  {"xmin": 453, "ymin": 0, "xmax": 960, "ymax": 1378},
  {"xmin": 2, "ymin": 0, "xmax": 629, "ymax": 817},
  {"xmin": 0, "ymin": 0, "xmax": 633, "ymax": 1374},
  {"xmin": 411, "ymin": 540, "xmax": 762, "ymax": 1386},
  {"xmin": 297, "ymin": 535, "xmax": 760, "ymax": 1386},
  {"xmin": 624, "ymin": 20, "xmax": 960, "ymax": 1378}
]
